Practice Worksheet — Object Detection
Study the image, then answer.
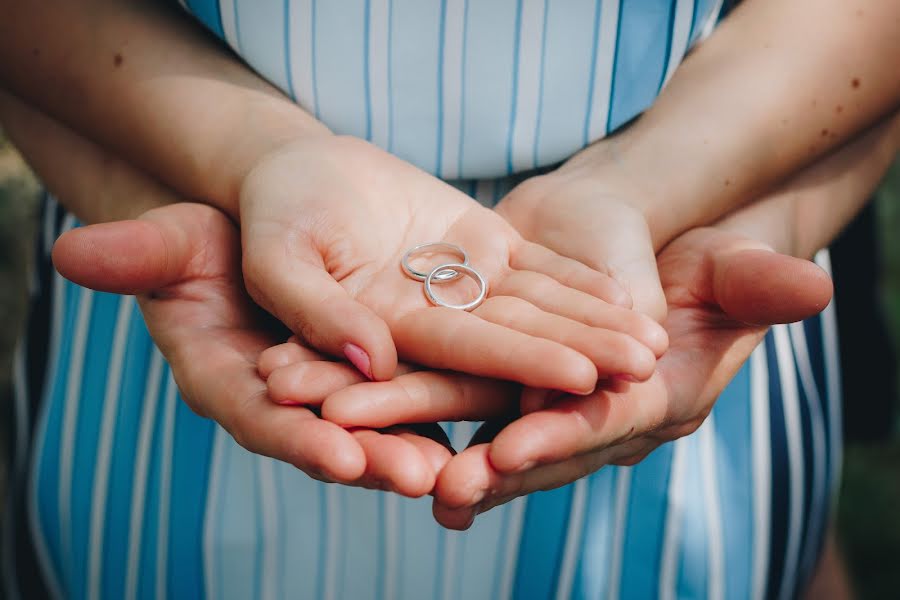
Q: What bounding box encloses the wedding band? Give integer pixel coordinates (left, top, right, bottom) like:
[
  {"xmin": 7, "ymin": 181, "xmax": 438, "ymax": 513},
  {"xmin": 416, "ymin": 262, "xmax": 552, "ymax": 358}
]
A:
[
  {"xmin": 424, "ymin": 263, "xmax": 487, "ymax": 311},
  {"xmin": 401, "ymin": 242, "xmax": 469, "ymax": 282}
]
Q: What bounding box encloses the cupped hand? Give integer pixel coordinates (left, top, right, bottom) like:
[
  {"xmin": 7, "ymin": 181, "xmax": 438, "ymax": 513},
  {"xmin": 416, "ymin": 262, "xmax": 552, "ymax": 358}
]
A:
[
  {"xmin": 426, "ymin": 226, "xmax": 833, "ymax": 528},
  {"xmin": 238, "ymin": 135, "xmax": 667, "ymax": 393},
  {"xmin": 50, "ymin": 202, "xmax": 459, "ymax": 497}
]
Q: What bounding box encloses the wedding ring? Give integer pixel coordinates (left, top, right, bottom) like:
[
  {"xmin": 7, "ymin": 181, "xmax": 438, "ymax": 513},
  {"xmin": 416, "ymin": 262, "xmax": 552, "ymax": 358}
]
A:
[
  {"xmin": 424, "ymin": 263, "xmax": 487, "ymax": 311},
  {"xmin": 401, "ymin": 242, "xmax": 469, "ymax": 282}
]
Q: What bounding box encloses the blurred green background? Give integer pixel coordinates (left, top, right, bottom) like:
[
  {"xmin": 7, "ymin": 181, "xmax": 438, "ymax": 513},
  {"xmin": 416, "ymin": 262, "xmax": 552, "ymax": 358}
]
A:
[{"xmin": 1, "ymin": 131, "xmax": 898, "ymax": 597}]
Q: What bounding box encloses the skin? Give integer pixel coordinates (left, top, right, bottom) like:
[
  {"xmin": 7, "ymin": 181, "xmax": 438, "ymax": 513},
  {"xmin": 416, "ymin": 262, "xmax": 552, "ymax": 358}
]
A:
[
  {"xmin": 6, "ymin": 70, "xmax": 897, "ymax": 599},
  {"xmin": 0, "ymin": 0, "xmax": 898, "ymax": 385},
  {"xmin": 1, "ymin": 0, "xmax": 665, "ymax": 391}
]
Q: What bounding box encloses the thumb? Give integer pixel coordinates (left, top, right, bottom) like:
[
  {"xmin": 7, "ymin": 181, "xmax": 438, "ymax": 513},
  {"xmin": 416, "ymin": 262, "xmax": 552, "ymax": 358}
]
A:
[
  {"xmin": 714, "ymin": 248, "xmax": 834, "ymax": 325},
  {"xmin": 52, "ymin": 214, "xmax": 192, "ymax": 294}
]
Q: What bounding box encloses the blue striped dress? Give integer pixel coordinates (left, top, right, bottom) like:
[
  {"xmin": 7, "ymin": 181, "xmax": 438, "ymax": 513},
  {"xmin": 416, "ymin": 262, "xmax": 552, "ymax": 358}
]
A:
[{"xmin": 4, "ymin": 1, "xmax": 843, "ymax": 599}]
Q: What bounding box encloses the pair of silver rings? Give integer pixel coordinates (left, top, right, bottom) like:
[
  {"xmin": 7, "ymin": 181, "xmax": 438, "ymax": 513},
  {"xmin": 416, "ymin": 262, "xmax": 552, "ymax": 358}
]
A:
[{"xmin": 401, "ymin": 242, "xmax": 487, "ymax": 311}]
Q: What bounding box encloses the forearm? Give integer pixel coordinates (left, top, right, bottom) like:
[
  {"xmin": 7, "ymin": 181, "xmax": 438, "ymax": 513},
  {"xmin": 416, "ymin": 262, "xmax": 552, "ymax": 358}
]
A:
[
  {"xmin": 0, "ymin": 90, "xmax": 174, "ymax": 224},
  {"xmin": 0, "ymin": 0, "xmax": 327, "ymax": 218},
  {"xmin": 715, "ymin": 109, "xmax": 900, "ymax": 259},
  {"xmin": 572, "ymin": 0, "xmax": 900, "ymax": 247}
]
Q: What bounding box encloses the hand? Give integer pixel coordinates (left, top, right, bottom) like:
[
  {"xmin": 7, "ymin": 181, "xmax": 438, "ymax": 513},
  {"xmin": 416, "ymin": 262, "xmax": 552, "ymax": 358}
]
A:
[
  {"xmin": 426, "ymin": 226, "xmax": 832, "ymax": 528},
  {"xmin": 495, "ymin": 169, "xmax": 668, "ymax": 322},
  {"xmin": 238, "ymin": 135, "xmax": 667, "ymax": 393},
  {"xmin": 50, "ymin": 202, "xmax": 460, "ymax": 497}
]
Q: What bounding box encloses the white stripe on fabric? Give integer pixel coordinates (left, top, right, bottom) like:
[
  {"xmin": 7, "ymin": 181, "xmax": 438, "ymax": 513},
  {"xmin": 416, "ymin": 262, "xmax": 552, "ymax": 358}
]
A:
[
  {"xmin": 773, "ymin": 325, "xmax": 805, "ymax": 600},
  {"xmin": 438, "ymin": 0, "xmax": 466, "ymax": 178},
  {"xmin": 661, "ymin": 0, "xmax": 695, "ymax": 88},
  {"xmin": 219, "ymin": 0, "xmax": 240, "ymax": 51},
  {"xmin": 125, "ymin": 349, "xmax": 164, "ymax": 600},
  {"xmin": 789, "ymin": 321, "xmax": 828, "ymax": 578},
  {"xmin": 88, "ymin": 296, "xmax": 133, "ymax": 600},
  {"xmin": 495, "ymin": 496, "xmax": 527, "ymax": 600},
  {"xmin": 28, "ymin": 214, "xmax": 76, "ymax": 600},
  {"xmin": 700, "ymin": 0, "xmax": 725, "ymax": 40},
  {"xmin": 554, "ymin": 477, "xmax": 589, "ymax": 600},
  {"xmin": 286, "ymin": 0, "xmax": 316, "ymax": 113},
  {"xmin": 814, "ymin": 249, "xmax": 842, "ymax": 497},
  {"xmin": 699, "ymin": 416, "xmax": 725, "ymax": 600},
  {"xmin": 750, "ymin": 343, "xmax": 771, "ymax": 600},
  {"xmin": 57, "ymin": 286, "xmax": 94, "ymax": 582},
  {"xmin": 585, "ymin": 0, "xmax": 621, "ymax": 141},
  {"xmin": 368, "ymin": 0, "xmax": 392, "ymax": 149},
  {"xmin": 382, "ymin": 493, "xmax": 399, "ymax": 600},
  {"xmin": 154, "ymin": 373, "xmax": 179, "ymax": 600},
  {"xmin": 322, "ymin": 485, "xmax": 341, "ymax": 600},
  {"xmin": 258, "ymin": 457, "xmax": 280, "ymax": 600},
  {"xmin": 508, "ymin": 0, "xmax": 547, "ymax": 173},
  {"xmin": 201, "ymin": 427, "xmax": 228, "ymax": 600},
  {"xmin": 658, "ymin": 438, "xmax": 688, "ymax": 600},
  {"xmin": 439, "ymin": 421, "xmax": 475, "ymax": 600},
  {"xmin": 606, "ymin": 466, "xmax": 633, "ymax": 600}
]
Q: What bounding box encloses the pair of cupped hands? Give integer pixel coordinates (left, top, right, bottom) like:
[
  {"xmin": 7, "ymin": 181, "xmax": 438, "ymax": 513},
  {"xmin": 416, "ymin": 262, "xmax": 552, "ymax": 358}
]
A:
[{"xmin": 52, "ymin": 134, "xmax": 832, "ymax": 530}]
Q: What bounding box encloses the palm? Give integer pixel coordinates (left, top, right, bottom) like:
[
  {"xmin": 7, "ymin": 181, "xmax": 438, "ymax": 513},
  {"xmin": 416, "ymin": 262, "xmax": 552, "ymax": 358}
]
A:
[
  {"xmin": 428, "ymin": 227, "xmax": 833, "ymax": 528},
  {"xmin": 53, "ymin": 203, "xmax": 456, "ymax": 497},
  {"xmin": 239, "ymin": 136, "xmax": 664, "ymax": 389}
]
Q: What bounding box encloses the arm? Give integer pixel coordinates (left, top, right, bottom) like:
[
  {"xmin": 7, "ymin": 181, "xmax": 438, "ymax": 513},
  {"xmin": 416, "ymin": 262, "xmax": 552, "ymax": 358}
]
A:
[
  {"xmin": 565, "ymin": 0, "xmax": 900, "ymax": 248},
  {"xmin": 429, "ymin": 112, "xmax": 900, "ymax": 528},
  {"xmin": 715, "ymin": 110, "xmax": 900, "ymax": 258},
  {"xmin": 0, "ymin": 0, "xmax": 326, "ymax": 218},
  {"xmin": 2, "ymin": 1, "xmax": 662, "ymax": 390},
  {"xmin": 0, "ymin": 89, "xmax": 172, "ymax": 223}
]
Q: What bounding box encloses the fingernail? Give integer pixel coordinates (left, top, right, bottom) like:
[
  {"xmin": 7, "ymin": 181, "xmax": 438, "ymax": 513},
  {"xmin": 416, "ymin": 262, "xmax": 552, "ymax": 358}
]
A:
[
  {"xmin": 565, "ymin": 388, "xmax": 594, "ymax": 396},
  {"xmin": 514, "ymin": 460, "xmax": 537, "ymax": 473},
  {"xmin": 462, "ymin": 509, "xmax": 478, "ymax": 529},
  {"xmin": 614, "ymin": 374, "xmax": 639, "ymax": 383},
  {"xmin": 343, "ymin": 343, "xmax": 373, "ymax": 380},
  {"xmin": 468, "ymin": 488, "xmax": 486, "ymax": 505}
]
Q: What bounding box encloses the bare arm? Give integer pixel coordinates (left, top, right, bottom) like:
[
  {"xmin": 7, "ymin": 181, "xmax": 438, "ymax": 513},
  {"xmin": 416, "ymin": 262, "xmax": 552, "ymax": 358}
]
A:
[
  {"xmin": 716, "ymin": 109, "xmax": 900, "ymax": 258},
  {"xmin": 0, "ymin": 90, "xmax": 172, "ymax": 223},
  {"xmin": 567, "ymin": 0, "xmax": 900, "ymax": 248},
  {"xmin": 0, "ymin": 0, "xmax": 327, "ymax": 218}
]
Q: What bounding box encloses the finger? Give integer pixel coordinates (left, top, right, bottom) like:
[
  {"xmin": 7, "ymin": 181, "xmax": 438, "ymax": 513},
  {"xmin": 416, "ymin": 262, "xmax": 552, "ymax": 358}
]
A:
[
  {"xmin": 257, "ymin": 342, "xmax": 328, "ymax": 379},
  {"xmin": 393, "ymin": 307, "xmax": 599, "ymax": 394},
  {"xmin": 52, "ymin": 204, "xmax": 233, "ymax": 294},
  {"xmin": 389, "ymin": 425, "xmax": 456, "ymax": 476},
  {"xmin": 321, "ymin": 371, "xmax": 518, "ymax": 427},
  {"xmin": 432, "ymin": 439, "xmax": 656, "ymax": 528},
  {"xmin": 267, "ymin": 361, "xmax": 369, "ymax": 405},
  {"xmin": 491, "ymin": 270, "xmax": 668, "ymax": 355},
  {"xmin": 715, "ymin": 249, "xmax": 833, "ymax": 325},
  {"xmin": 487, "ymin": 378, "xmax": 670, "ymax": 473},
  {"xmin": 510, "ymin": 242, "xmax": 632, "ymax": 308},
  {"xmin": 175, "ymin": 344, "xmax": 369, "ymax": 482},
  {"xmin": 352, "ymin": 430, "xmax": 436, "ymax": 497},
  {"xmin": 243, "ymin": 239, "xmax": 397, "ymax": 381},
  {"xmin": 475, "ymin": 296, "xmax": 657, "ymax": 381}
]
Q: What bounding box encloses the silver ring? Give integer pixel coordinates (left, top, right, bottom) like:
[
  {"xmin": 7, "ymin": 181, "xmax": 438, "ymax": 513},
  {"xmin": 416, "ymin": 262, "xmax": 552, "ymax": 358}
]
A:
[
  {"xmin": 424, "ymin": 263, "xmax": 487, "ymax": 311},
  {"xmin": 401, "ymin": 242, "xmax": 469, "ymax": 282}
]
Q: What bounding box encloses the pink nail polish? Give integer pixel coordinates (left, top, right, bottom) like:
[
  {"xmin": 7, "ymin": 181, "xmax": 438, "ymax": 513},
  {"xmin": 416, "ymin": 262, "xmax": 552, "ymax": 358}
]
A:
[{"xmin": 343, "ymin": 343, "xmax": 373, "ymax": 380}]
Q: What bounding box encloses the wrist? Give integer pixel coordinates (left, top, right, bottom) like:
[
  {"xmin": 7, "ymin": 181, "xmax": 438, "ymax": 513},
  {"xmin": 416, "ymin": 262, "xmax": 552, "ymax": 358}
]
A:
[
  {"xmin": 557, "ymin": 130, "xmax": 700, "ymax": 250},
  {"xmin": 209, "ymin": 93, "xmax": 332, "ymax": 220}
]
